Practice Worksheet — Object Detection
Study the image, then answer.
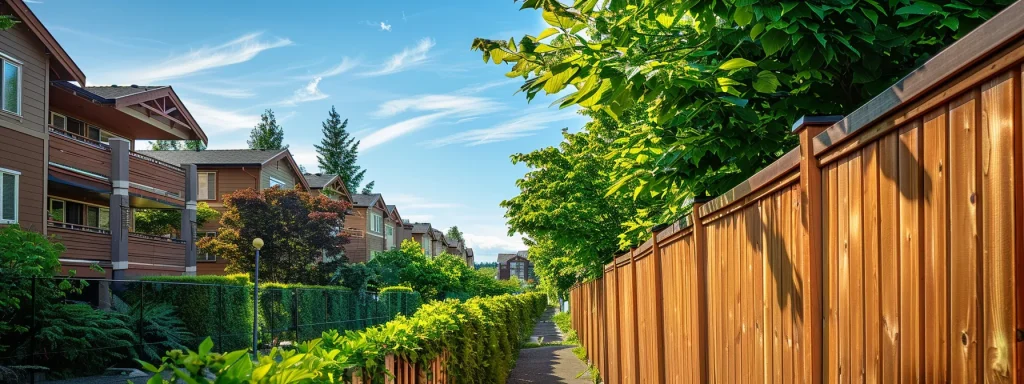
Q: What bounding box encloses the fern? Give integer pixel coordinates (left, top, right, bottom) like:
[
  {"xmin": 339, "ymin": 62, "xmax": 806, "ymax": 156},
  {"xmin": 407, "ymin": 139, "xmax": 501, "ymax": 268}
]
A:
[{"xmin": 19, "ymin": 304, "xmax": 135, "ymax": 378}]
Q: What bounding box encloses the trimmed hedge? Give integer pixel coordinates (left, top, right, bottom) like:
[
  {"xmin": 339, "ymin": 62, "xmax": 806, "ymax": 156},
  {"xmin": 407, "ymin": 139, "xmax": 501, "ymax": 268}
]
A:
[
  {"xmin": 142, "ymin": 292, "xmax": 548, "ymax": 384},
  {"xmin": 140, "ymin": 274, "xmax": 252, "ymax": 350},
  {"xmin": 257, "ymin": 283, "xmax": 355, "ymax": 342},
  {"xmin": 379, "ymin": 286, "xmax": 421, "ymax": 319}
]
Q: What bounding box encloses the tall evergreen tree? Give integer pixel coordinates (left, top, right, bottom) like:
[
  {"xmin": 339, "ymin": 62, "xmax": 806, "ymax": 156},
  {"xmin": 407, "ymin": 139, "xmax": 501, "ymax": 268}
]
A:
[
  {"xmin": 446, "ymin": 226, "xmax": 464, "ymax": 243},
  {"xmin": 359, "ymin": 181, "xmax": 374, "ymax": 194},
  {"xmin": 184, "ymin": 140, "xmax": 206, "ymax": 151},
  {"xmin": 248, "ymin": 109, "xmax": 286, "ymax": 150},
  {"xmin": 314, "ymin": 106, "xmax": 372, "ymax": 193}
]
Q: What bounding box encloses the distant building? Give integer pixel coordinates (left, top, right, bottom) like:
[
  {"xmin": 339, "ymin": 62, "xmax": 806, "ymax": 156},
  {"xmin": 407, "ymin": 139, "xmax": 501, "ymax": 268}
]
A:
[{"xmin": 497, "ymin": 250, "xmax": 534, "ymax": 282}]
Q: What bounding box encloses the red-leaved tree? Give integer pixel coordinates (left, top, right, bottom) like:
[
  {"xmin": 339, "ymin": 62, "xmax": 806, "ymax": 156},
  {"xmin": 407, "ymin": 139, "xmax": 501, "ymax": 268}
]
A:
[{"xmin": 198, "ymin": 186, "xmax": 351, "ymax": 284}]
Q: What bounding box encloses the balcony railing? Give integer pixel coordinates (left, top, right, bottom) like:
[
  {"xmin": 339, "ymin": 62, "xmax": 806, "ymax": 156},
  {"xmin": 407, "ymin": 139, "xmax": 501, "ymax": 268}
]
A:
[
  {"xmin": 128, "ymin": 232, "xmax": 186, "ymax": 244},
  {"xmin": 48, "ymin": 127, "xmax": 111, "ymax": 179},
  {"xmin": 128, "ymin": 150, "xmax": 185, "ymax": 201}
]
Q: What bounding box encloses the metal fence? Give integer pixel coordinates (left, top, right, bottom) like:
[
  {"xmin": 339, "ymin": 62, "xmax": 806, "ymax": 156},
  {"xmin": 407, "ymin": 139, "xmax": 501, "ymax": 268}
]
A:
[{"xmin": 0, "ymin": 277, "xmax": 420, "ymax": 383}]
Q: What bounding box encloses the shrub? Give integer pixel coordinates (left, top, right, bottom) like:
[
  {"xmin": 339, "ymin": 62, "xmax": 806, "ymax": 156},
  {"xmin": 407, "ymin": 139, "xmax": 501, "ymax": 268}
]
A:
[
  {"xmin": 0, "ymin": 225, "xmax": 65, "ymax": 352},
  {"xmin": 143, "ymin": 292, "xmax": 548, "ymax": 384},
  {"xmin": 113, "ymin": 298, "xmax": 192, "ymax": 362},
  {"xmin": 378, "ymin": 286, "xmax": 421, "ymax": 319},
  {"xmin": 257, "ymin": 283, "xmax": 353, "ymax": 343},
  {"xmin": 23, "ymin": 303, "xmax": 136, "ymax": 378}
]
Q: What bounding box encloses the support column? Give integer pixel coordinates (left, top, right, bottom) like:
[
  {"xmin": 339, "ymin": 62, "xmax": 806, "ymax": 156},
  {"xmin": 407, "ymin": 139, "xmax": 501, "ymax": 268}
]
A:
[
  {"xmin": 182, "ymin": 164, "xmax": 198, "ymax": 276},
  {"xmin": 792, "ymin": 115, "xmax": 842, "ymax": 384},
  {"xmin": 109, "ymin": 138, "xmax": 130, "ymax": 280}
]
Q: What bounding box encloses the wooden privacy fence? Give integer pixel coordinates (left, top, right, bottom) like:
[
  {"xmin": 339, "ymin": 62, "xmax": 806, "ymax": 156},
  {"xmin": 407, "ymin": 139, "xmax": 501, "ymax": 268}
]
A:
[
  {"xmin": 569, "ymin": 2, "xmax": 1024, "ymax": 383},
  {"xmin": 349, "ymin": 352, "xmax": 449, "ymax": 384}
]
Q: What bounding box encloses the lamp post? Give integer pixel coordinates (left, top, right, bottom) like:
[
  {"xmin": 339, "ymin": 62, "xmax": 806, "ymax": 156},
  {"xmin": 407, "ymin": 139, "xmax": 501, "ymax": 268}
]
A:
[{"xmin": 251, "ymin": 237, "xmax": 264, "ymax": 355}]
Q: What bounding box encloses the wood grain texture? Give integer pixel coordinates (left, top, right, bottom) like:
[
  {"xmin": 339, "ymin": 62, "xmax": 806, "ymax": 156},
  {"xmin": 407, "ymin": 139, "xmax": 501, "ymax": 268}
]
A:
[
  {"xmin": 898, "ymin": 121, "xmax": 923, "ymax": 383},
  {"xmin": 862, "ymin": 142, "xmax": 882, "ymax": 384},
  {"xmin": 949, "ymin": 90, "xmax": 981, "ymax": 384},
  {"xmin": 922, "ymin": 107, "xmax": 950, "ymax": 382},
  {"xmin": 879, "ymin": 132, "xmax": 901, "ymax": 383},
  {"xmin": 980, "ymin": 72, "xmax": 1016, "ymax": 383}
]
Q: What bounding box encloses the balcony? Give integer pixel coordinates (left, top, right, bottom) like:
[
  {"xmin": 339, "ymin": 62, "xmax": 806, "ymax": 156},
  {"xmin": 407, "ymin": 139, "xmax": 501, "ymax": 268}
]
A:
[
  {"xmin": 48, "ymin": 127, "xmax": 187, "ymax": 206},
  {"xmin": 48, "ymin": 221, "xmax": 187, "ymax": 275}
]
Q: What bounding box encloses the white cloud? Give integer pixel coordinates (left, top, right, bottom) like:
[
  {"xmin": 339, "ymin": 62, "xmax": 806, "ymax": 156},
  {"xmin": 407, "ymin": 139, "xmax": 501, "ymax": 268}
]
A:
[
  {"xmin": 179, "ymin": 85, "xmax": 255, "ymax": 99},
  {"xmin": 360, "ymin": 94, "xmax": 503, "ymax": 150},
  {"xmin": 185, "ymin": 101, "xmax": 260, "ymax": 134},
  {"xmin": 93, "ymin": 33, "xmax": 291, "ymax": 85},
  {"xmin": 360, "ymin": 38, "xmax": 434, "ymax": 77},
  {"xmin": 380, "ymin": 22, "xmax": 392, "ymax": 32},
  {"xmin": 290, "ymin": 150, "xmax": 320, "ymax": 172},
  {"xmin": 426, "ymin": 110, "xmax": 579, "ymax": 147},
  {"xmin": 23, "ymin": 0, "xmax": 42, "ymax": 3},
  {"xmin": 313, "ymin": 58, "xmax": 358, "ymax": 78},
  {"xmin": 463, "ymin": 232, "xmax": 525, "ymax": 254},
  {"xmin": 456, "ymin": 79, "xmax": 519, "ymax": 95},
  {"xmin": 373, "ymin": 94, "xmax": 501, "ymax": 118},
  {"xmin": 281, "ymin": 77, "xmax": 328, "ymax": 106}
]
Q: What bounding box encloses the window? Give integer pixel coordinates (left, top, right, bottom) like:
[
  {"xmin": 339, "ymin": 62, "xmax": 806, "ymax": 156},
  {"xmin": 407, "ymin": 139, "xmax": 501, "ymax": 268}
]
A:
[
  {"xmin": 385, "ymin": 224, "xmax": 395, "ymax": 249},
  {"xmin": 367, "ymin": 212, "xmax": 382, "ymax": 234},
  {"xmin": 268, "ymin": 177, "xmax": 285, "ymax": 188},
  {"xmin": 198, "ymin": 172, "xmax": 216, "ymax": 200},
  {"xmin": 421, "ymin": 236, "xmax": 431, "ymax": 256},
  {"xmin": 198, "ymin": 232, "xmax": 217, "ymax": 261},
  {"xmin": 48, "ymin": 198, "xmax": 109, "ymax": 230},
  {"xmin": 1, "ymin": 56, "xmax": 20, "ymax": 115},
  {"xmin": 0, "ymin": 168, "xmax": 18, "ymax": 224},
  {"xmin": 511, "ymin": 261, "xmax": 526, "ymax": 280},
  {"xmin": 50, "ymin": 112, "xmax": 66, "ymax": 130}
]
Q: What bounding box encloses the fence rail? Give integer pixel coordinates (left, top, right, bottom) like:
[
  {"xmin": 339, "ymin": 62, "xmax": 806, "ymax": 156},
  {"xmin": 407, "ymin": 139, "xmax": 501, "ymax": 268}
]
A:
[
  {"xmin": 0, "ymin": 277, "xmax": 420, "ymax": 383},
  {"xmin": 569, "ymin": 2, "xmax": 1024, "ymax": 382}
]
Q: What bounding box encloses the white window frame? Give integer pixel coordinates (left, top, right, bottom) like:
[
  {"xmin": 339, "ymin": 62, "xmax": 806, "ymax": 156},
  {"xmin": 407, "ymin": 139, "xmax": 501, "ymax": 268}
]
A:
[
  {"xmin": 198, "ymin": 172, "xmax": 217, "ymax": 201},
  {"xmin": 268, "ymin": 176, "xmax": 286, "ymax": 188},
  {"xmin": 385, "ymin": 224, "xmax": 394, "ymax": 248},
  {"xmin": 0, "ymin": 167, "xmax": 19, "ymax": 224},
  {"xmin": 368, "ymin": 212, "xmax": 383, "ymax": 234},
  {"xmin": 0, "ymin": 53, "xmax": 22, "ymax": 116}
]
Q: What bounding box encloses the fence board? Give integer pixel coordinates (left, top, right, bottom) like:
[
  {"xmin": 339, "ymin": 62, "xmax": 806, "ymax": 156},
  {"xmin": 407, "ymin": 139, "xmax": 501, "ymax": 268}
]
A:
[
  {"xmin": 923, "ymin": 107, "xmax": 950, "ymax": 383},
  {"xmin": 949, "ymin": 90, "xmax": 981, "ymax": 383}
]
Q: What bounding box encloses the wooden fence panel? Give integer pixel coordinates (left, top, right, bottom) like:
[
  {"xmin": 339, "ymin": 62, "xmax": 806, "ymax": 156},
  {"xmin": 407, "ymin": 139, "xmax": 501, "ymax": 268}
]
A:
[{"xmin": 566, "ymin": 5, "xmax": 1023, "ymax": 382}]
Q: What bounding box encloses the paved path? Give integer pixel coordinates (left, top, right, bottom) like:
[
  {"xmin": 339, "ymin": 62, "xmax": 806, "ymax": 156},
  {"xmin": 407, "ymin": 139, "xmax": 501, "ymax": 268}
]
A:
[{"xmin": 507, "ymin": 308, "xmax": 593, "ymax": 384}]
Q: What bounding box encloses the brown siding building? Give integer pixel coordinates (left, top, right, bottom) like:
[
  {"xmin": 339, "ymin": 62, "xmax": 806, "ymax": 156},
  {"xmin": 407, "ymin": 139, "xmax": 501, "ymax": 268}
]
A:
[
  {"xmin": 347, "ymin": 193, "xmax": 402, "ymax": 263},
  {"xmin": 498, "ymin": 251, "xmax": 534, "ymax": 282},
  {"xmin": 0, "ymin": 0, "xmax": 208, "ymax": 279},
  {"xmin": 139, "ymin": 149, "xmax": 309, "ymax": 275}
]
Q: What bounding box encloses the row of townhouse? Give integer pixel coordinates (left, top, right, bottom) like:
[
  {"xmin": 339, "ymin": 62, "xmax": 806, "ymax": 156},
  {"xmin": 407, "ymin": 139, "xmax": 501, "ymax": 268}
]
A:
[
  {"xmin": 408, "ymin": 222, "xmax": 473, "ymax": 265},
  {"xmin": 0, "ymin": 0, "xmax": 474, "ymax": 278}
]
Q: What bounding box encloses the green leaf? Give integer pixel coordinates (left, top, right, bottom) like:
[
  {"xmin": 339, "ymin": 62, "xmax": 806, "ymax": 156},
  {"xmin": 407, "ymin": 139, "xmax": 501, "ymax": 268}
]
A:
[
  {"xmin": 720, "ymin": 96, "xmax": 749, "ymax": 108},
  {"xmin": 898, "ymin": 15, "xmax": 927, "ymax": 28},
  {"xmin": 543, "ymin": 10, "xmax": 574, "ymax": 29},
  {"xmin": 656, "ymin": 13, "xmax": 675, "ymax": 28},
  {"xmin": 940, "ymin": 16, "xmax": 959, "ymax": 30},
  {"xmin": 537, "ymin": 28, "xmax": 559, "ymax": 40},
  {"xmin": 895, "ymin": 1, "xmax": 942, "ymax": 16},
  {"xmin": 752, "ymin": 71, "xmax": 781, "ymax": 93},
  {"xmin": 861, "ymin": 8, "xmax": 879, "ymax": 25},
  {"xmin": 198, "ymin": 337, "xmax": 213, "ymax": 357},
  {"xmin": 759, "ymin": 29, "xmax": 789, "ymax": 56},
  {"xmin": 750, "ymin": 23, "xmax": 765, "ymax": 40},
  {"xmin": 733, "ymin": 7, "xmax": 753, "ymax": 26},
  {"xmin": 718, "ymin": 58, "xmax": 757, "ymax": 71}
]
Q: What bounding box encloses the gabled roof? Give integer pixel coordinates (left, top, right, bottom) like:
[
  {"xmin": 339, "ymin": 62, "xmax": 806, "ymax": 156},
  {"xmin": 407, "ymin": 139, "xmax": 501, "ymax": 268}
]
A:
[
  {"xmin": 351, "ymin": 193, "xmax": 381, "ymax": 208},
  {"xmin": 497, "ymin": 253, "xmax": 517, "ymax": 264},
  {"xmin": 5, "ymin": 0, "xmax": 85, "ymax": 84},
  {"xmin": 411, "ymin": 223, "xmax": 432, "ymax": 234},
  {"xmin": 53, "ymin": 81, "xmax": 207, "ymax": 144},
  {"xmin": 138, "ymin": 149, "xmax": 287, "ymax": 166},
  {"xmin": 304, "ymin": 173, "xmax": 339, "ymax": 189},
  {"xmin": 385, "ymin": 205, "xmax": 402, "ymax": 223}
]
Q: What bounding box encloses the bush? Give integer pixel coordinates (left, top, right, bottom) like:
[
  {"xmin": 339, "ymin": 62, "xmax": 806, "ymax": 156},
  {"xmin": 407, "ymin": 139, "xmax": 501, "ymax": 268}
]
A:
[
  {"xmin": 257, "ymin": 283, "xmax": 354, "ymax": 343},
  {"xmin": 379, "ymin": 286, "xmax": 421, "ymax": 319},
  {"xmin": 0, "ymin": 225, "xmax": 65, "ymax": 352},
  {"xmin": 142, "ymin": 292, "xmax": 548, "ymax": 384},
  {"xmin": 24, "ymin": 303, "xmax": 136, "ymax": 378},
  {"xmin": 140, "ymin": 274, "xmax": 253, "ymax": 351}
]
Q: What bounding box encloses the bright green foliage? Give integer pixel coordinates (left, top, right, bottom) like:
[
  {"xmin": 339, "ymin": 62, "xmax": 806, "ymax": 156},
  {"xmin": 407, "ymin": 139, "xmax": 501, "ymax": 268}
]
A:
[
  {"xmin": 0, "ymin": 225, "xmax": 70, "ymax": 352},
  {"xmin": 502, "ymin": 113, "xmax": 648, "ymax": 295},
  {"xmin": 143, "ymin": 292, "xmax": 547, "ymax": 384},
  {"xmin": 315, "ymin": 106, "xmax": 371, "ymax": 193},
  {"xmin": 133, "ymin": 202, "xmax": 219, "ymax": 237},
  {"xmin": 248, "ymin": 109, "xmax": 287, "ymax": 150},
  {"xmin": 200, "ymin": 187, "xmax": 352, "ymax": 285},
  {"xmin": 0, "ymin": 15, "xmax": 19, "ymax": 30},
  {"xmin": 473, "ymin": 0, "xmax": 1009, "ymax": 245},
  {"xmin": 367, "ymin": 247, "xmax": 520, "ymax": 301},
  {"xmin": 399, "ymin": 238, "xmax": 424, "ymax": 256},
  {"xmin": 148, "ymin": 140, "xmax": 206, "ymax": 151}
]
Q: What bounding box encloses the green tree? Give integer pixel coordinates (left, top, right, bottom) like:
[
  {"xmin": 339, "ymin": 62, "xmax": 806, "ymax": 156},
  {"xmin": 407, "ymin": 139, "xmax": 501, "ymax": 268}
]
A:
[
  {"xmin": 248, "ymin": 109, "xmax": 286, "ymax": 150},
  {"xmin": 184, "ymin": 140, "xmax": 206, "ymax": 151},
  {"xmin": 133, "ymin": 202, "xmax": 220, "ymax": 237},
  {"xmin": 199, "ymin": 187, "xmax": 351, "ymax": 285},
  {"xmin": 150, "ymin": 140, "xmax": 180, "ymax": 150},
  {"xmin": 474, "ymin": 0, "xmax": 1009, "ymax": 244},
  {"xmin": 445, "ymin": 226, "xmax": 464, "ymax": 244},
  {"xmin": 359, "ymin": 181, "xmax": 375, "ymax": 194},
  {"xmin": 315, "ymin": 106, "xmax": 371, "ymax": 193}
]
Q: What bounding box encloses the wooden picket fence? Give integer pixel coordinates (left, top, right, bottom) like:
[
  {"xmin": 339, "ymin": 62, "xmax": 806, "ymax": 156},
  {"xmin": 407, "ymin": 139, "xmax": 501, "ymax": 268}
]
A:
[
  {"xmin": 569, "ymin": 2, "xmax": 1024, "ymax": 383},
  {"xmin": 349, "ymin": 352, "xmax": 449, "ymax": 384}
]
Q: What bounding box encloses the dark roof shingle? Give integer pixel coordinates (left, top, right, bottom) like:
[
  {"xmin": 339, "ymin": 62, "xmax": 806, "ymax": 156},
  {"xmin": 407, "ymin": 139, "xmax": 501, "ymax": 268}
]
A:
[
  {"xmin": 303, "ymin": 173, "xmax": 338, "ymax": 189},
  {"xmin": 137, "ymin": 149, "xmax": 287, "ymax": 166},
  {"xmin": 85, "ymin": 85, "xmax": 168, "ymax": 99},
  {"xmin": 351, "ymin": 194, "xmax": 381, "ymax": 207}
]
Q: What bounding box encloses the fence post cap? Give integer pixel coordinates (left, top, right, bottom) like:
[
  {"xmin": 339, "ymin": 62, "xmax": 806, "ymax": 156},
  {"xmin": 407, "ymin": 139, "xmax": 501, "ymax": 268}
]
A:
[{"xmin": 791, "ymin": 115, "xmax": 844, "ymax": 133}]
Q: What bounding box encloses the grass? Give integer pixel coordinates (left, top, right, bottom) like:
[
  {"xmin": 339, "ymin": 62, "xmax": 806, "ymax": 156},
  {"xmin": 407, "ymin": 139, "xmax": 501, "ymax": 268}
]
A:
[{"xmin": 550, "ymin": 309, "xmax": 601, "ymax": 382}]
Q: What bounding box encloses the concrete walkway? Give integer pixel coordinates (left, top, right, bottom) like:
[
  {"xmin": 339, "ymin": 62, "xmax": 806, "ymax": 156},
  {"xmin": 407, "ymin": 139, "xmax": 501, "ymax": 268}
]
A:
[{"xmin": 507, "ymin": 308, "xmax": 593, "ymax": 384}]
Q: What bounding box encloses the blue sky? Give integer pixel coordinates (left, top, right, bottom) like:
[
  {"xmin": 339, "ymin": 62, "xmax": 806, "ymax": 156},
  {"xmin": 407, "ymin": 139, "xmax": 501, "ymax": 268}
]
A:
[{"xmin": 31, "ymin": 0, "xmax": 587, "ymax": 263}]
